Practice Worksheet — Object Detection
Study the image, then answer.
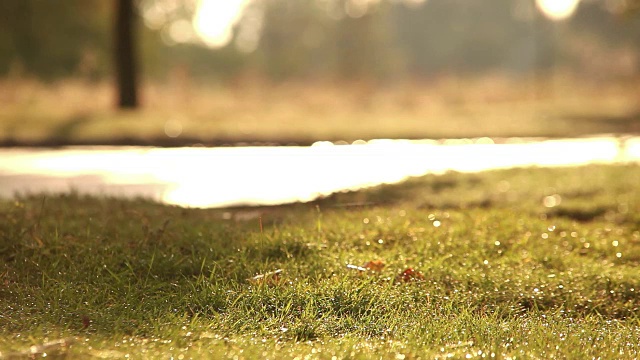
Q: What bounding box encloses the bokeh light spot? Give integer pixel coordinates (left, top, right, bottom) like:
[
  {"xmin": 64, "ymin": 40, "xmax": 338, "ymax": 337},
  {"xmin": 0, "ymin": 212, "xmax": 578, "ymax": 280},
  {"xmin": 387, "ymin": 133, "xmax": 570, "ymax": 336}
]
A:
[{"xmin": 535, "ymin": 0, "xmax": 580, "ymax": 21}]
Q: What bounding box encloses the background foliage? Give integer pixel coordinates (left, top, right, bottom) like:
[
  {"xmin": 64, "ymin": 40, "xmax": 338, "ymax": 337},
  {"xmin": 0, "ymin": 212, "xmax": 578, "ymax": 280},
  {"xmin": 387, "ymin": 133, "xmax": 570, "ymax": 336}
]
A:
[{"xmin": 1, "ymin": 0, "xmax": 639, "ymax": 84}]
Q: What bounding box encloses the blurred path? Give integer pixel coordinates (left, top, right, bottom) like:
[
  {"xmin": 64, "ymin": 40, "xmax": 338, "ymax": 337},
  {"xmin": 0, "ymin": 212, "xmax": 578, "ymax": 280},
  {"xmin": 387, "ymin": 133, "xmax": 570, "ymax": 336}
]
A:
[{"xmin": 1, "ymin": 136, "xmax": 638, "ymax": 208}]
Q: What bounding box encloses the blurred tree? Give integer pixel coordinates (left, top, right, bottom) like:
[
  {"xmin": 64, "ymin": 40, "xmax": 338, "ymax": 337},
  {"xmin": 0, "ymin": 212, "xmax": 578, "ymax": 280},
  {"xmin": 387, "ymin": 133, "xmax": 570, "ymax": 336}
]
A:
[
  {"xmin": 0, "ymin": 0, "xmax": 109, "ymax": 79},
  {"xmin": 0, "ymin": 0, "xmax": 639, "ymax": 85},
  {"xmin": 253, "ymin": 0, "xmax": 401, "ymax": 82},
  {"xmin": 334, "ymin": 1, "xmax": 400, "ymax": 81},
  {"xmin": 391, "ymin": 0, "xmax": 553, "ymax": 77},
  {"xmin": 115, "ymin": 0, "xmax": 138, "ymax": 108},
  {"xmin": 255, "ymin": 0, "xmax": 327, "ymax": 80},
  {"xmin": 625, "ymin": 0, "xmax": 640, "ymax": 13}
]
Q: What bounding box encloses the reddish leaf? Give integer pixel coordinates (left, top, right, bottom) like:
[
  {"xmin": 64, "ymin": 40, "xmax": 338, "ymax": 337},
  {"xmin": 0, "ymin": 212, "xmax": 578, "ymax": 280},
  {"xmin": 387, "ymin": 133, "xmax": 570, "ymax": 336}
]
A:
[
  {"xmin": 396, "ymin": 268, "xmax": 425, "ymax": 283},
  {"xmin": 363, "ymin": 260, "xmax": 385, "ymax": 272}
]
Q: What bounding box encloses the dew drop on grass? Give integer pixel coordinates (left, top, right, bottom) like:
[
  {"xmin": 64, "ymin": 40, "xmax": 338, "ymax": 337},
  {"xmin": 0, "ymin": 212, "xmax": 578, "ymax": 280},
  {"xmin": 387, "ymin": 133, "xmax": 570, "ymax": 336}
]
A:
[
  {"xmin": 543, "ymin": 194, "xmax": 562, "ymax": 208},
  {"xmin": 164, "ymin": 118, "xmax": 183, "ymax": 138}
]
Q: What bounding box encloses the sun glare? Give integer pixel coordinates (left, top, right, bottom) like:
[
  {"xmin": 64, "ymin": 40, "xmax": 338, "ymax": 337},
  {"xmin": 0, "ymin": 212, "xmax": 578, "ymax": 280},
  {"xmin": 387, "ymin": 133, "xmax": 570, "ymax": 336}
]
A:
[
  {"xmin": 535, "ymin": 0, "xmax": 580, "ymax": 21},
  {"xmin": 1, "ymin": 137, "xmax": 637, "ymax": 208},
  {"xmin": 193, "ymin": 0, "xmax": 249, "ymax": 48}
]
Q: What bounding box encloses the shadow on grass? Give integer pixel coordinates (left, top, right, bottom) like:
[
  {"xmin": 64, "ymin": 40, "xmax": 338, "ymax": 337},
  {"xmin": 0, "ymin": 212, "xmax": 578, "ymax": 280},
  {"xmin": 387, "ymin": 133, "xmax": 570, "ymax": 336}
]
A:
[
  {"xmin": 314, "ymin": 172, "xmax": 490, "ymax": 211},
  {"xmin": 49, "ymin": 112, "xmax": 93, "ymax": 141},
  {"xmin": 563, "ymin": 110, "xmax": 640, "ymax": 134},
  {"xmin": 546, "ymin": 206, "xmax": 609, "ymax": 222}
]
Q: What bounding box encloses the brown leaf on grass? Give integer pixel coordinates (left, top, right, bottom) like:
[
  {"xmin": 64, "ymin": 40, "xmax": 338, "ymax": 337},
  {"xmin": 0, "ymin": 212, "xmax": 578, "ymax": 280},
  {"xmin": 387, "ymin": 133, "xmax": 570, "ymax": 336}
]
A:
[
  {"xmin": 82, "ymin": 315, "xmax": 91, "ymax": 329},
  {"xmin": 396, "ymin": 268, "xmax": 425, "ymax": 283},
  {"xmin": 248, "ymin": 269, "xmax": 283, "ymax": 285},
  {"xmin": 363, "ymin": 260, "xmax": 385, "ymax": 272}
]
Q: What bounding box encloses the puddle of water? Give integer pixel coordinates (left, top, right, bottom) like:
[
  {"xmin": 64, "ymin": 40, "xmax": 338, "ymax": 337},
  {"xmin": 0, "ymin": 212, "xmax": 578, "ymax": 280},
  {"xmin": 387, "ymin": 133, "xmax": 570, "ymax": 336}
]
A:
[{"xmin": 0, "ymin": 136, "xmax": 638, "ymax": 208}]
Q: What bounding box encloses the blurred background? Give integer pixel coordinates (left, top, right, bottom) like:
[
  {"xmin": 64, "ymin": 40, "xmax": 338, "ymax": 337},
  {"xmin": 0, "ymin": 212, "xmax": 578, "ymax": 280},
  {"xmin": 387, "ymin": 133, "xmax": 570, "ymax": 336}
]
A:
[{"xmin": 1, "ymin": 0, "xmax": 639, "ymax": 146}]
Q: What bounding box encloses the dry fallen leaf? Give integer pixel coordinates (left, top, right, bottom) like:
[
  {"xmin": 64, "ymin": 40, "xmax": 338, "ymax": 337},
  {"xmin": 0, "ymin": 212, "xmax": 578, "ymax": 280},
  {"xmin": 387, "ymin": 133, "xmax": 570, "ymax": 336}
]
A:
[
  {"xmin": 396, "ymin": 268, "xmax": 425, "ymax": 283},
  {"xmin": 363, "ymin": 260, "xmax": 385, "ymax": 272}
]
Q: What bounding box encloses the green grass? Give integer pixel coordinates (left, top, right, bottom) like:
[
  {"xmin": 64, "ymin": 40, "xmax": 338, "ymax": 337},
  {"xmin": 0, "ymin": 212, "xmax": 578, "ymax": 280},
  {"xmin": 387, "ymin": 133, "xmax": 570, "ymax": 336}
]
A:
[{"xmin": 1, "ymin": 164, "xmax": 639, "ymax": 358}]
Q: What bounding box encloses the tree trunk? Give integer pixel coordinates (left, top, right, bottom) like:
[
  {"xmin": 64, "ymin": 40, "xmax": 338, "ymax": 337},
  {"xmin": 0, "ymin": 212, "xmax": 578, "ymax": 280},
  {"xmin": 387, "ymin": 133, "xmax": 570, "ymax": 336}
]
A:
[{"xmin": 115, "ymin": 0, "xmax": 138, "ymax": 108}]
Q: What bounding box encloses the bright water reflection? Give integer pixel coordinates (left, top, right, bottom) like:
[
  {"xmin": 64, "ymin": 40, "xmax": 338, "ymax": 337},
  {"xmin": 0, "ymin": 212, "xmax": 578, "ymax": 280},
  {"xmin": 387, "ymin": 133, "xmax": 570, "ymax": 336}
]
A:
[{"xmin": 1, "ymin": 136, "xmax": 638, "ymax": 208}]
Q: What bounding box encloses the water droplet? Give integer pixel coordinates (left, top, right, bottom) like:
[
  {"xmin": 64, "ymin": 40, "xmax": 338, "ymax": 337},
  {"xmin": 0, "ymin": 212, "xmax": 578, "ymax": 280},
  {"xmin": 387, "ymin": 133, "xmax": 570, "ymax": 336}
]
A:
[
  {"xmin": 548, "ymin": 225, "xmax": 556, "ymax": 232},
  {"xmin": 433, "ymin": 220, "xmax": 441, "ymax": 227},
  {"xmin": 612, "ymin": 240, "xmax": 619, "ymax": 247},
  {"xmin": 164, "ymin": 118, "xmax": 183, "ymax": 138},
  {"xmin": 494, "ymin": 241, "xmax": 501, "ymax": 246},
  {"xmin": 543, "ymin": 194, "xmax": 562, "ymax": 208},
  {"xmin": 616, "ymin": 252, "xmax": 622, "ymax": 258},
  {"xmin": 363, "ymin": 218, "xmax": 369, "ymax": 224}
]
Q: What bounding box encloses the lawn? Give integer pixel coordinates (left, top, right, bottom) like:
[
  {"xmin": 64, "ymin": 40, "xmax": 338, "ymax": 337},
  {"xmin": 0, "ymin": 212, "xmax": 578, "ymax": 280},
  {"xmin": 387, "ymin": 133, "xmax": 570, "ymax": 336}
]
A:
[
  {"xmin": 1, "ymin": 164, "xmax": 639, "ymax": 358},
  {"xmin": 1, "ymin": 77, "xmax": 639, "ymax": 146}
]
